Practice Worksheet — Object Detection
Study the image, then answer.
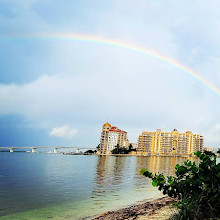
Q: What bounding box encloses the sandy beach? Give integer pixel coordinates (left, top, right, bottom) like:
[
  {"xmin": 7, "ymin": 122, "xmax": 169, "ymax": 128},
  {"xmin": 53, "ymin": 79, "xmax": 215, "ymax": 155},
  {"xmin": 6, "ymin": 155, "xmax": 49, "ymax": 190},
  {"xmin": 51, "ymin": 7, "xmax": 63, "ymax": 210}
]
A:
[{"xmin": 94, "ymin": 197, "xmax": 177, "ymax": 220}]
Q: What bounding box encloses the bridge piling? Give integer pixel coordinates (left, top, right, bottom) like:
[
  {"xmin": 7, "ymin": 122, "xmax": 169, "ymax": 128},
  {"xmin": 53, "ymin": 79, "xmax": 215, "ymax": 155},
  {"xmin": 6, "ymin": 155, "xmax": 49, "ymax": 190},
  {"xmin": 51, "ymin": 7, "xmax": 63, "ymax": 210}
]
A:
[{"xmin": 31, "ymin": 148, "xmax": 36, "ymax": 153}]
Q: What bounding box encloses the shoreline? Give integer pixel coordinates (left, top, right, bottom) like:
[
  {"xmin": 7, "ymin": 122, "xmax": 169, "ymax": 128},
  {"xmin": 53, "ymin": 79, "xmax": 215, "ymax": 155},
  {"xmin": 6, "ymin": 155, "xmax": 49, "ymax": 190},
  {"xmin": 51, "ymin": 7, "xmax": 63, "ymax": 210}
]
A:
[
  {"xmin": 93, "ymin": 196, "xmax": 177, "ymax": 220},
  {"xmin": 98, "ymin": 154, "xmax": 194, "ymax": 157}
]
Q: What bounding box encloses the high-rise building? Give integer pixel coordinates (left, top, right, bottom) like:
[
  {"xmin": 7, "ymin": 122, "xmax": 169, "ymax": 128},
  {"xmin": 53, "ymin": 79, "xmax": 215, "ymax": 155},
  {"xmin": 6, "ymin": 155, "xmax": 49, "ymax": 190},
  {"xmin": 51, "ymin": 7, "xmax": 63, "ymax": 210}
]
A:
[
  {"xmin": 203, "ymin": 147, "xmax": 213, "ymax": 152},
  {"xmin": 137, "ymin": 129, "xmax": 203, "ymax": 156},
  {"xmin": 99, "ymin": 122, "xmax": 129, "ymax": 155}
]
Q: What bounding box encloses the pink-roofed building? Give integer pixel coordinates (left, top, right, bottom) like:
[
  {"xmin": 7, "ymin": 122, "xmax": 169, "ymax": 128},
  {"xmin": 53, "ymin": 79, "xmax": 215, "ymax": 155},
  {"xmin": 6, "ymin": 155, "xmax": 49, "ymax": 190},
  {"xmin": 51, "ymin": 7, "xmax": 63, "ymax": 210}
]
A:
[{"xmin": 99, "ymin": 122, "xmax": 129, "ymax": 155}]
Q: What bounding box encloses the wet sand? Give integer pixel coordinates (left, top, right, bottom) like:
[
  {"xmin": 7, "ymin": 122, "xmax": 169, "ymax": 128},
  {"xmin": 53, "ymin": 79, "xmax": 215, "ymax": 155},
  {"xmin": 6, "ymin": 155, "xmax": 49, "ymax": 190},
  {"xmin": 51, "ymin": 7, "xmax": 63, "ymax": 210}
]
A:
[{"xmin": 94, "ymin": 197, "xmax": 177, "ymax": 220}]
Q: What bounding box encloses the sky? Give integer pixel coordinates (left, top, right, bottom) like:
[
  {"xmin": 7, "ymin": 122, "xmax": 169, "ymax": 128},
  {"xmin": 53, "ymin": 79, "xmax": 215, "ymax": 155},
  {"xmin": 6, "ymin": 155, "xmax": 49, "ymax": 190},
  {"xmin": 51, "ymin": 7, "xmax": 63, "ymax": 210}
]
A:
[{"xmin": 1, "ymin": 0, "xmax": 220, "ymax": 149}]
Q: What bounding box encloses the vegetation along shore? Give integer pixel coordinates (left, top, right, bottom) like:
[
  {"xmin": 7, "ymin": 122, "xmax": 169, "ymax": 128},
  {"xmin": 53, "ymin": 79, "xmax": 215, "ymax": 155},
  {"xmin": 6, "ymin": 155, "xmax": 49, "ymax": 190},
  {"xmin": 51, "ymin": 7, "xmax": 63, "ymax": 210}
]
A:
[{"xmin": 95, "ymin": 150, "xmax": 220, "ymax": 220}]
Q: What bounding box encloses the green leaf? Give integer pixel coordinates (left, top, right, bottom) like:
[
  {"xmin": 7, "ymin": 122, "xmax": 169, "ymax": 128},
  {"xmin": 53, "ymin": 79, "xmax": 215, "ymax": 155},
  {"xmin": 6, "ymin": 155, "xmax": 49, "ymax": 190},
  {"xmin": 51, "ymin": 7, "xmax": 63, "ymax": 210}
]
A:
[
  {"xmin": 175, "ymin": 164, "xmax": 180, "ymax": 170},
  {"xmin": 194, "ymin": 151, "xmax": 202, "ymax": 157},
  {"xmin": 168, "ymin": 176, "xmax": 173, "ymax": 184},
  {"xmin": 140, "ymin": 168, "xmax": 148, "ymax": 175},
  {"xmin": 152, "ymin": 179, "xmax": 158, "ymax": 186},
  {"xmin": 140, "ymin": 151, "xmax": 220, "ymax": 219}
]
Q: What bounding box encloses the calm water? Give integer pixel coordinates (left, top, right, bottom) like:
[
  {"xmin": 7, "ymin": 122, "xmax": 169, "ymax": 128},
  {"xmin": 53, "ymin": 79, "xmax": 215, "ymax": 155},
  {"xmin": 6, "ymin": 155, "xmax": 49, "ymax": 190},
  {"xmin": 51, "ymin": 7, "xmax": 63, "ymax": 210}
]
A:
[{"xmin": 0, "ymin": 153, "xmax": 217, "ymax": 220}]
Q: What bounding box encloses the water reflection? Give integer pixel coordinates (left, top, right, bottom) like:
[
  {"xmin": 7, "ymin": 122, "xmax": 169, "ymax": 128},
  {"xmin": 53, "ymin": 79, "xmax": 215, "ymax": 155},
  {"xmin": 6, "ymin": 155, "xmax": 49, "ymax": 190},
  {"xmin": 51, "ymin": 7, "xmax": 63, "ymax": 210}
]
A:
[
  {"xmin": 147, "ymin": 156, "xmax": 178, "ymax": 175},
  {"xmin": 137, "ymin": 156, "xmax": 197, "ymax": 176},
  {"xmin": 0, "ymin": 154, "xmax": 202, "ymax": 219},
  {"xmin": 133, "ymin": 157, "xmax": 178, "ymax": 192},
  {"xmin": 91, "ymin": 156, "xmax": 199, "ymax": 207},
  {"xmin": 91, "ymin": 156, "xmax": 127, "ymax": 206}
]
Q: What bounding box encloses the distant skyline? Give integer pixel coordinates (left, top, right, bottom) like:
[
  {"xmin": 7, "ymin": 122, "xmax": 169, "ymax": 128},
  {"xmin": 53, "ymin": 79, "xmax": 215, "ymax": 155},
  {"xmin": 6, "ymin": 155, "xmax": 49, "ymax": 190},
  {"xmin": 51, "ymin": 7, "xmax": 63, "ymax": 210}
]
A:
[{"xmin": 1, "ymin": 1, "xmax": 220, "ymax": 149}]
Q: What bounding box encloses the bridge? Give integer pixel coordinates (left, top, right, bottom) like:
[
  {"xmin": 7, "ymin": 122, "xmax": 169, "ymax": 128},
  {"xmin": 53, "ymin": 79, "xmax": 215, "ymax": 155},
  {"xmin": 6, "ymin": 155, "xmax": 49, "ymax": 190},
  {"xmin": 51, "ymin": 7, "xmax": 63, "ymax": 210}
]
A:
[{"xmin": 0, "ymin": 146, "xmax": 96, "ymax": 153}]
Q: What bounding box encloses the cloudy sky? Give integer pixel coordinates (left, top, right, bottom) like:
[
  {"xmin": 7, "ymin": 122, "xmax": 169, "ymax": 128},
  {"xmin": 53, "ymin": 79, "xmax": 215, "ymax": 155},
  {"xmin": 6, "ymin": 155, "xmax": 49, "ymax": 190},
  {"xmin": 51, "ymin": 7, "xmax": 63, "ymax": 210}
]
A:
[{"xmin": 1, "ymin": 0, "xmax": 220, "ymax": 149}]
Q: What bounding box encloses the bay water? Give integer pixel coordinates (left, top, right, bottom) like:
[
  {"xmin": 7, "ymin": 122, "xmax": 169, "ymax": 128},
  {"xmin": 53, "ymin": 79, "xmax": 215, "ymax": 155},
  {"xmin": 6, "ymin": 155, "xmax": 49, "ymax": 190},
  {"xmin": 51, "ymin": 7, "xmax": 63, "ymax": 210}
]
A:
[{"xmin": 0, "ymin": 153, "xmax": 217, "ymax": 219}]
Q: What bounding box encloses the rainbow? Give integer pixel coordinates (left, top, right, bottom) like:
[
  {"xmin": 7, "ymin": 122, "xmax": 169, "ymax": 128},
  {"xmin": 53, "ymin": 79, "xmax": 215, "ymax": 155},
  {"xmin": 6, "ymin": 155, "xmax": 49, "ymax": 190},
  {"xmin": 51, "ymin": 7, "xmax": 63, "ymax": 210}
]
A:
[{"xmin": 1, "ymin": 32, "xmax": 220, "ymax": 97}]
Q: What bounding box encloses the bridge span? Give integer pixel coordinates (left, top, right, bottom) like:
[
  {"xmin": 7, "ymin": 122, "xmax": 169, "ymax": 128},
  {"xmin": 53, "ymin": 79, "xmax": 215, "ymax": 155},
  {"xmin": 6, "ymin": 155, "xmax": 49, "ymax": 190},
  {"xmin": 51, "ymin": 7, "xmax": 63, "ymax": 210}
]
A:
[{"xmin": 0, "ymin": 146, "xmax": 96, "ymax": 153}]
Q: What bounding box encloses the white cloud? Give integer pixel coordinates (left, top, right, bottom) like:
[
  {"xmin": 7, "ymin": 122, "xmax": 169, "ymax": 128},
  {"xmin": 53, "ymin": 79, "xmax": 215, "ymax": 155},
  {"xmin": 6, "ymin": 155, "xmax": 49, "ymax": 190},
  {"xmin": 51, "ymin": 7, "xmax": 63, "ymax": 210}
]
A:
[
  {"xmin": 0, "ymin": 70, "xmax": 220, "ymax": 147},
  {"xmin": 49, "ymin": 125, "xmax": 78, "ymax": 139},
  {"xmin": 1, "ymin": 0, "xmax": 220, "ymax": 148}
]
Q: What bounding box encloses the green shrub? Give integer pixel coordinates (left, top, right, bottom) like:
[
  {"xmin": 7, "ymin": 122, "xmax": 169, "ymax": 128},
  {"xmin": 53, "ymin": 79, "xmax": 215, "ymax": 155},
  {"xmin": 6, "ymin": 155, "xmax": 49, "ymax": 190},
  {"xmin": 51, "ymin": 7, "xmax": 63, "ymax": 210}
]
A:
[
  {"xmin": 140, "ymin": 151, "xmax": 220, "ymax": 219},
  {"xmin": 111, "ymin": 144, "xmax": 130, "ymax": 154}
]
